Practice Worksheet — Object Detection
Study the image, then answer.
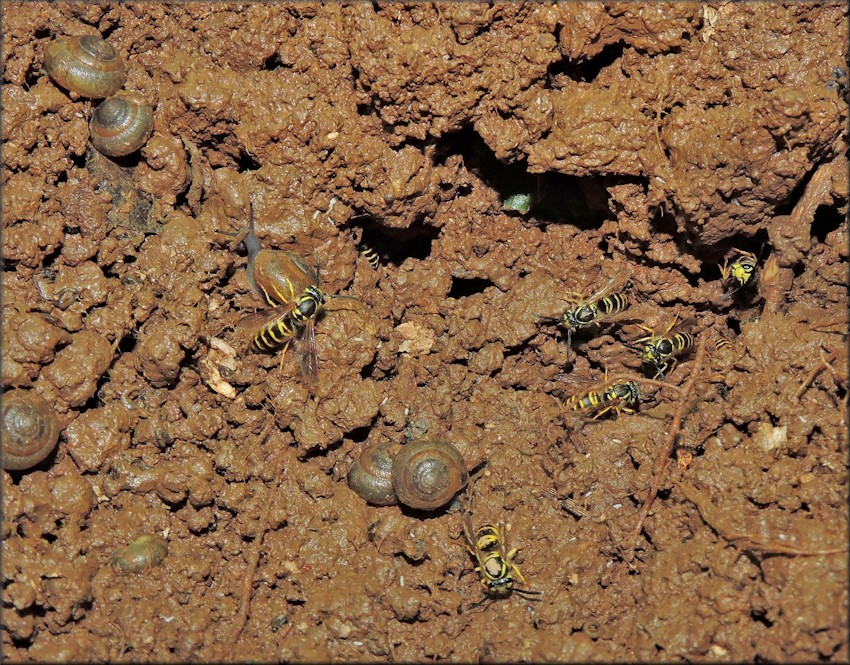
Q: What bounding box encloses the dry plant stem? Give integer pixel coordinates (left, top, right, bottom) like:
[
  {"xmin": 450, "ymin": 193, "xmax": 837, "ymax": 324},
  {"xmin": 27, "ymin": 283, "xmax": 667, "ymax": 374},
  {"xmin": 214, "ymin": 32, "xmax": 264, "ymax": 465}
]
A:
[
  {"xmin": 794, "ymin": 351, "xmax": 837, "ymax": 400},
  {"xmin": 676, "ymin": 481, "xmax": 848, "ymax": 556},
  {"xmin": 631, "ymin": 337, "xmax": 708, "ymax": 548},
  {"xmin": 606, "ymin": 374, "xmax": 682, "ymax": 394},
  {"xmin": 810, "ymin": 316, "xmax": 849, "ymax": 331},
  {"xmin": 232, "ymin": 423, "xmax": 283, "ymax": 646}
]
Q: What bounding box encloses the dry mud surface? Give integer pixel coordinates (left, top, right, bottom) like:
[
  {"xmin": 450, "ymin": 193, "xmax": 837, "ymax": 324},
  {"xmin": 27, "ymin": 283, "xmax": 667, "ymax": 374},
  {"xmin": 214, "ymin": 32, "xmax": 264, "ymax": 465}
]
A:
[{"xmin": 2, "ymin": 2, "xmax": 848, "ymax": 662}]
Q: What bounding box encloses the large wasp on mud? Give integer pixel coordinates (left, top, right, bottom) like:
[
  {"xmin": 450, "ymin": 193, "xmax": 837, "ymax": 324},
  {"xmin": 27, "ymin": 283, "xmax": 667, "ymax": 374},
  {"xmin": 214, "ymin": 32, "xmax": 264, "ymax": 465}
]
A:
[
  {"xmin": 538, "ymin": 268, "xmax": 631, "ymax": 348},
  {"xmin": 236, "ymin": 202, "xmax": 355, "ymax": 380},
  {"xmin": 634, "ymin": 315, "xmax": 696, "ymax": 379},
  {"xmin": 566, "ymin": 380, "xmax": 641, "ymax": 419},
  {"xmin": 461, "ymin": 513, "xmax": 542, "ymax": 603}
]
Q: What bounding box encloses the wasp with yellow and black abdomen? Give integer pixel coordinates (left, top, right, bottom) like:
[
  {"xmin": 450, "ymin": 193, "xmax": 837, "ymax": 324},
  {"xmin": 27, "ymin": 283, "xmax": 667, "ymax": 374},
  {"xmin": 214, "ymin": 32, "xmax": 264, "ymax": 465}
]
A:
[
  {"xmin": 237, "ymin": 277, "xmax": 327, "ymax": 381},
  {"xmin": 461, "ymin": 513, "xmax": 542, "ymax": 603},
  {"xmin": 360, "ymin": 243, "xmax": 382, "ymax": 270},
  {"xmin": 566, "ymin": 380, "xmax": 641, "ymax": 419},
  {"xmin": 712, "ymin": 335, "xmax": 734, "ymax": 352},
  {"xmin": 634, "ymin": 316, "xmax": 696, "ymax": 379},
  {"xmin": 537, "ymin": 268, "xmax": 632, "ymax": 347},
  {"xmin": 236, "ymin": 201, "xmax": 356, "ymax": 380}
]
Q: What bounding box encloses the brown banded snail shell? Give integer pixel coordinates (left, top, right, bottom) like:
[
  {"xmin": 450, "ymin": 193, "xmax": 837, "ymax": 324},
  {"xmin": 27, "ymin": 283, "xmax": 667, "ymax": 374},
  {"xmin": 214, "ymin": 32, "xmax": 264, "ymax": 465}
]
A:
[
  {"xmin": 392, "ymin": 440, "xmax": 468, "ymax": 511},
  {"xmin": 110, "ymin": 534, "xmax": 168, "ymax": 574},
  {"xmin": 1, "ymin": 389, "xmax": 61, "ymax": 471},
  {"xmin": 347, "ymin": 441, "xmax": 401, "ymax": 506},
  {"xmin": 243, "ymin": 201, "xmax": 318, "ymax": 306},
  {"xmin": 44, "ymin": 35, "xmax": 127, "ymax": 99},
  {"xmin": 89, "ymin": 93, "xmax": 153, "ymax": 157}
]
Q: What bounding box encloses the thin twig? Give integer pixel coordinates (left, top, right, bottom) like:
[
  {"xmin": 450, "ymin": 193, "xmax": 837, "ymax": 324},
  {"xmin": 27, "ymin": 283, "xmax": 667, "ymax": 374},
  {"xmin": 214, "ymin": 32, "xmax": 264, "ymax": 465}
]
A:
[
  {"xmin": 676, "ymin": 481, "xmax": 847, "ymax": 556},
  {"xmin": 606, "ymin": 374, "xmax": 682, "ymax": 394},
  {"xmin": 794, "ymin": 351, "xmax": 837, "ymax": 400},
  {"xmin": 631, "ymin": 337, "xmax": 708, "ymax": 548},
  {"xmin": 231, "ymin": 423, "xmax": 283, "ymax": 646}
]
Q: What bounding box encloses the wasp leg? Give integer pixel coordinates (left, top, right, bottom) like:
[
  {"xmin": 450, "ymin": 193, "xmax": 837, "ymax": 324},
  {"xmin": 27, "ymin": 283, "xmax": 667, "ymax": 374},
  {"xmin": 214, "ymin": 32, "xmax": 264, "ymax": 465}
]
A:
[
  {"xmin": 653, "ymin": 359, "xmax": 672, "ymax": 380},
  {"xmin": 499, "ymin": 520, "xmax": 529, "ymax": 585},
  {"xmin": 666, "ymin": 357, "xmax": 679, "ymax": 376},
  {"xmin": 277, "ymin": 340, "xmax": 291, "ymax": 371},
  {"xmin": 719, "ymin": 257, "xmax": 731, "ymax": 281},
  {"xmin": 506, "ymin": 552, "xmax": 528, "ymax": 585},
  {"xmin": 662, "ymin": 313, "xmax": 680, "ymax": 337},
  {"xmin": 592, "ymin": 405, "xmax": 615, "ymax": 420}
]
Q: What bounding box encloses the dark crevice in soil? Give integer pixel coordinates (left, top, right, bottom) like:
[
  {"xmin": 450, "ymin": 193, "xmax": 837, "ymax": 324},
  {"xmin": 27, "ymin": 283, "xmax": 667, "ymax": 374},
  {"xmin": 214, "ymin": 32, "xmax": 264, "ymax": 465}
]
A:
[
  {"xmin": 809, "ymin": 203, "xmax": 844, "ymax": 243},
  {"xmin": 70, "ymin": 149, "xmax": 88, "ymax": 173},
  {"xmin": 448, "ymin": 277, "xmax": 495, "ymax": 299},
  {"xmin": 647, "ymin": 206, "xmax": 681, "ymax": 240},
  {"xmin": 165, "ymin": 497, "xmax": 189, "ymax": 511},
  {"xmin": 774, "ymin": 159, "xmax": 822, "ymax": 217},
  {"xmin": 357, "ymin": 101, "xmax": 376, "ymax": 117},
  {"xmin": 39, "ymin": 245, "xmax": 63, "ymax": 272},
  {"xmin": 235, "ymin": 148, "xmax": 261, "ymax": 173},
  {"xmin": 726, "ymin": 316, "xmax": 742, "ymax": 335},
  {"xmin": 117, "ymin": 332, "xmax": 137, "ymax": 355},
  {"xmin": 87, "ymin": 372, "xmax": 116, "ymax": 411},
  {"xmin": 546, "ymin": 40, "xmax": 626, "ymax": 85},
  {"xmin": 436, "ymin": 126, "xmax": 611, "ymax": 228},
  {"xmin": 750, "ymin": 609, "xmax": 775, "ymax": 628},
  {"xmin": 693, "ymin": 256, "xmax": 721, "ymax": 287},
  {"xmin": 346, "ymin": 424, "xmax": 371, "ymax": 444},
  {"xmin": 300, "ymin": 435, "xmax": 344, "ymax": 461},
  {"xmin": 99, "ymin": 23, "xmax": 119, "ymax": 40},
  {"xmin": 262, "ymin": 52, "xmax": 283, "ymax": 71},
  {"xmin": 349, "ymin": 216, "xmax": 439, "ymax": 264},
  {"xmin": 359, "ymin": 355, "xmax": 379, "ymax": 380}
]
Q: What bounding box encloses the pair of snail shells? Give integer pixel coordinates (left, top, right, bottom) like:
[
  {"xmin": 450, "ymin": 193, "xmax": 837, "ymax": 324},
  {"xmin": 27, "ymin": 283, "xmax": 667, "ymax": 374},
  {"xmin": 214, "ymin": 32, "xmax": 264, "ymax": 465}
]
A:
[
  {"xmin": 89, "ymin": 93, "xmax": 153, "ymax": 157},
  {"xmin": 44, "ymin": 35, "xmax": 127, "ymax": 99},
  {"xmin": 110, "ymin": 534, "xmax": 168, "ymax": 574},
  {"xmin": 1, "ymin": 389, "xmax": 61, "ymax": 471},
  {"xmin": 348, "ymin": 440, "xmax": 468, "ymax": 511}
]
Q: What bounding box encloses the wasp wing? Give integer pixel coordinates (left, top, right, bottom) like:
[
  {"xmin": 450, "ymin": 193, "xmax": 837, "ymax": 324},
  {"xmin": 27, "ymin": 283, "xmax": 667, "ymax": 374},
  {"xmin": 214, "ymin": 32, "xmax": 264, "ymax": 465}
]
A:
[
  {"xmin": 582, "ymin": 267, "xmax": 632, "ymax": 306},
  {"xmin": 235, "ymin": 303, "xmax": 298, "ymax": 351},
  {"xmin": 297, "ymin": 320, "xmax": 319, "ymax": 382}
]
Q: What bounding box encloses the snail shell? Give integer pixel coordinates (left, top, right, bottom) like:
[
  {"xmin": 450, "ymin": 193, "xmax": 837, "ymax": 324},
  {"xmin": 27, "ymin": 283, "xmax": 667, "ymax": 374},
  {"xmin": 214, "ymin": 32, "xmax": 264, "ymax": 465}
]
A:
[
  {"xmin": 89, "ymin": 93, "xmax": 153, "ymax": 157},
  {"xmin": 110, "ymin": 535, "xmax": 168, "ymax": 574},
  {"xmin": 392, "ymin": 440, "xmax": 468, "ymax": 511},
  {"xmin": 244, "ymin": 202, "xmax": 318, "ymax": 306},
  {"xmin": 1, "ymin": 389, "xmax": 61, "ymax": 471},
  {"xmin": 347, "ymin": 441, "xmax": 400, "ymax": 506},
  {"xmin": 44, "ymin": 35, "xmax": 127, "ymax": 99}
]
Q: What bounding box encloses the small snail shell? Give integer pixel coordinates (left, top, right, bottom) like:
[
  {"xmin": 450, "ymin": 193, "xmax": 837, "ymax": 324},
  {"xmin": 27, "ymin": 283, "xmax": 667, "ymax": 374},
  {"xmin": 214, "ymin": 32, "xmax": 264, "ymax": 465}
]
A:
[
  {"xmin": 1, "ymin": 389, "xmax": 61, "ymax": 471},
  {"xmin": 89, "ymin": 94, "xmax": 153, "ymax": 157},
  {"xmin": 44, "ymin": 35, "xmax": 127, "ymax": 99},
  {"xmin": 110, "ymin": 535, "xmax": 168, "ymax": 574},
  {"xmin": 392, "ymin": 440, "xmax": 468, "ymax": 511},
  {"xmin": 347, "ymin": 441, "xmax": 401, "ymax": 506}
]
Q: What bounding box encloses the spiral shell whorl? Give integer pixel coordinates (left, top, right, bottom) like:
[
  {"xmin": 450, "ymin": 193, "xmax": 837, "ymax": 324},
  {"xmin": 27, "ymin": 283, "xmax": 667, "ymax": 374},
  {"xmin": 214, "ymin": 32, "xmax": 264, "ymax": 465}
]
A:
[
  {"xmin": 1, "ymin": 390, "xmax": 61, "ymax": 471},
  {"xmin": 110, "ymin": 535, "xmax": 168, "ymax": 574},
  {"xmin": 391, "ymin": 440, "xmax": 468, "ymax": 511},
  {"xmin": 89, "ymin": 94, "xmax": 153, "ymax": 157},
  {"xmin": 44, "ymin": 35, "xmax": 126, "ymax": 99},
  {"xmin": 347, "ymin": 441, "xmax": 400, "ymax": 506}
]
